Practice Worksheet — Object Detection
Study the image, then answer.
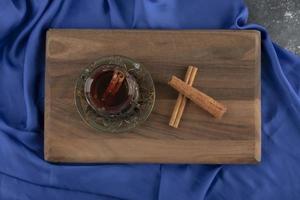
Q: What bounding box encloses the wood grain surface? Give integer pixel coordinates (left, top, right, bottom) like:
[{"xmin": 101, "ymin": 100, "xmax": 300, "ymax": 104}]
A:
[{"xmin": 45, "ymin": 29, "xmax": 261, "ymax": 164}]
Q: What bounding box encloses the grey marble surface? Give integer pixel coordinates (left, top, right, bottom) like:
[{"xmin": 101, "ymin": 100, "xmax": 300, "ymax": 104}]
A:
[{"xmin": 245, "ymin": 0, "xmax": 300, "ymax": 55}]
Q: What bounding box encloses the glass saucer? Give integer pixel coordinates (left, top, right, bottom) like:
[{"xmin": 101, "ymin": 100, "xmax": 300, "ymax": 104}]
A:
[{"xmin": 75, "ymin": 55, "xmax": 155, "ymax": 133}]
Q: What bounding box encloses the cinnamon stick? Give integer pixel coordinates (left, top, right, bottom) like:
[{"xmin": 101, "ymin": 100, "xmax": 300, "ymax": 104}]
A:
[
  {"xmin": 102, "ymin": 70, "xmax": 125, "ymax": 102},
  {"xmin": 169, "ymin": 66, "xmax": 194, "ymax": 127},
  {"xmin": 173, "ymin": 67, "xmax": 198, "ymax": 128},
  {"xmin": 168, "ymin": 76, "xmax": 227, "ymax": 118},
  {"xmin": 169, "ymin": 66, "xmax": 198, "ymax": 128}
]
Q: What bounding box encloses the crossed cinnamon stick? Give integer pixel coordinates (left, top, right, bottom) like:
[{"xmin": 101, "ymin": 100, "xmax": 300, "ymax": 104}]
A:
[{"xmin": 168, "ymin": 66, "xmax": 227, "ymax": 128}]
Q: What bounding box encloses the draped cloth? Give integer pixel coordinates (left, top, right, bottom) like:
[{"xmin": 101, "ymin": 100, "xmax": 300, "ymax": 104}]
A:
[{"xmin": 1, "ymin": 0, "xmax": 300, "ymax": 199}]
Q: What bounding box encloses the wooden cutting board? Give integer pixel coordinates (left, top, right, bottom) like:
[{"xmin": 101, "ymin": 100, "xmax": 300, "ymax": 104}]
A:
[{"xmin": 45, "ymin": 29, "xmax": 261, "ymax": 164}]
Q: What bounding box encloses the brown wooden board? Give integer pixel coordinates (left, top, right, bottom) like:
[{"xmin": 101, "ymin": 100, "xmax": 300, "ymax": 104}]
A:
[{"xmin": 45, "ymin": 29, "xmax": 261, "ymax": 164}]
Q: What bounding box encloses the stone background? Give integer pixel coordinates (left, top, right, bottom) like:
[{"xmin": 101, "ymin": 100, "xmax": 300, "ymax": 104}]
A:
[{"xmin": 246, "ymin": 0, "xmax": 300, "ymax": 55}]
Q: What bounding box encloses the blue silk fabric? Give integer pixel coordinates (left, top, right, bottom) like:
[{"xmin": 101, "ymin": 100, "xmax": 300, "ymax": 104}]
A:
[{"xmin": 1, "ymin": 0, "xmax": 300, "ymax": 199}]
